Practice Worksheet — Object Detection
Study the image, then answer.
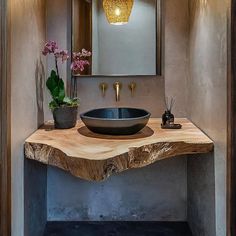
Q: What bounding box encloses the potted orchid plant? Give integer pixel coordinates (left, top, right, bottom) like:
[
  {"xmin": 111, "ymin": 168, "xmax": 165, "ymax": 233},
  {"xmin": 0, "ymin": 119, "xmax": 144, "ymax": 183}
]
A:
[{"xmin": 42, "ymin": 40, "xmax": 91, "ymax": 129}]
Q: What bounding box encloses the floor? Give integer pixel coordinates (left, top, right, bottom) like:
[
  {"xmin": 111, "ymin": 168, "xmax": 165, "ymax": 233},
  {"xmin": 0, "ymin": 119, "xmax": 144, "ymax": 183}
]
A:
[{"xmin": 44, "ymin": 222, "xmax": 192, "ymax": 236}]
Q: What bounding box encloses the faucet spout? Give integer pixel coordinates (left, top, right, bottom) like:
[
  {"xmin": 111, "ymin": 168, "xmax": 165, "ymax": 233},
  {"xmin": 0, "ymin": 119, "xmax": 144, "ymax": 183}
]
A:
[{"xmin": 113, "ymin": 82, "xmax": 122, "ymax": 101}]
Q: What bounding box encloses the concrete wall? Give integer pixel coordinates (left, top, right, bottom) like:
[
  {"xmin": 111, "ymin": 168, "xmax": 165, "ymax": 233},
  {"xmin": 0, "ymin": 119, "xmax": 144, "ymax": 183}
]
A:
[
  {"xmin": 24, "ymin": 160, "xmax": 47, "ymax": 236},
  {"xmin": 187, "ymin": 0, "xmax": 229, "ymax": 235},
  {"xmin": 187, "ymin": 154, "xmax": 216, "ymax": 236},
  {"xmin": 10, "ymin": 0, "xmax": 47, "ymax": 235},
  {"xmin": 48, "ymin": 158, "xmax": 187, "ymax": 221},
  {"xmin": 46, "ymin": 0, "xmax": 189, "ymax": 221}
]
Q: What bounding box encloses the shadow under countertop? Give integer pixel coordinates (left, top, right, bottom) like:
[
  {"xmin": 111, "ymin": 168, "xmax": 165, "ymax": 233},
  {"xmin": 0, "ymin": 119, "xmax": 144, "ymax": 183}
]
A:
[{"xmin": 44, "ymin": 221, "xmax": 192, "ymax": 236}]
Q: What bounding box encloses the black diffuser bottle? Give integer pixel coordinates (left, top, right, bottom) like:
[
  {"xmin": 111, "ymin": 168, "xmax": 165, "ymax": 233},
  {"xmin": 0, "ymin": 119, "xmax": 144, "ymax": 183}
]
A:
[
  {"xmin": 162, "ymin": 110, "xmax": 174, "ymax": 126},
  {"xmin": 162, "ymin": 97, "xmax": 175, "ymax": 126}
]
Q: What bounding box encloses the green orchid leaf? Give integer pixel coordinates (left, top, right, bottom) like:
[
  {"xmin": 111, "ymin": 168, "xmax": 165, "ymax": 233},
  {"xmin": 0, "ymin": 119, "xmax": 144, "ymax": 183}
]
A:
[
  {"xmin": 46, "ymin": 70, "xmax": 59, "ymax": 95},
  {"xmin": 57, "ymin": 79, "xmax": 65, "ymax": 101},
  {"xmin": 63, "ymin": 96, "xmax": 73, "ymax": 104},
  {"xmin": 46, "ymin": 70, "xmax": 79, "ymax": 109},
  {"xmin": 61, "ymin": 96, "xmax": 79, "ymax": 107},
  {"xmin": 47, "ymin": 71, "xmax": 65, "ymax": 103},
  {"xmin": 71, "ymin": 97, "xmax": 80, "ymax": 106},
  {"xmin": 49, "ymin": 100, "xmax": 59, "ymax": 110}
]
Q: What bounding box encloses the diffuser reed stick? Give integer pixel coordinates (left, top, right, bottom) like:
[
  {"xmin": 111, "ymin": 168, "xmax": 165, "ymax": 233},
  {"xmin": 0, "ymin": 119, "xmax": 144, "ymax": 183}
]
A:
[{"xmin": 165, "ymin": 97, "xmax": 175, "ymax": 112}]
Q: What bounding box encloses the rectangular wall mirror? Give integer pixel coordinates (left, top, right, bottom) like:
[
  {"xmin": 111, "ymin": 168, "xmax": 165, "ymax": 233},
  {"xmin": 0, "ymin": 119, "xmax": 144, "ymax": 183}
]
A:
[{"xmin": 72, "ymin": 0, "xmax": 162, "ymax": 77}]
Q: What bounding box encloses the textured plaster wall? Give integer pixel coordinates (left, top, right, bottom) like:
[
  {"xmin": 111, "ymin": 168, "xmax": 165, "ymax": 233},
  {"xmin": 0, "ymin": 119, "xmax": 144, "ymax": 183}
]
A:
[
  {"xmin": 164, "ymin": 0, "xmax": 189, "ymax": 117},
  {"xmin": 46, "ymin": 0, "xmax": 190, "ymax": 221},
  {"xmin": 10, "ymin": 0, "xmax": 47, "ymax": 235},
  {"xmin": 45, "ymin": 0, "xmax": 70, "ymax": 120},
  {"xmin": 188, "ymin": 0, "xmax": 229, "ymax": 235}
]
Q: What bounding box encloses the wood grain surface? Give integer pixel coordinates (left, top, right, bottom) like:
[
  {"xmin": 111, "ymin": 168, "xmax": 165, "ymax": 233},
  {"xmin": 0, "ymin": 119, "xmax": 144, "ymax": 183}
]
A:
[{"xmin": 25, "ymin": 118, "xmax": 213, "ymax": 181}]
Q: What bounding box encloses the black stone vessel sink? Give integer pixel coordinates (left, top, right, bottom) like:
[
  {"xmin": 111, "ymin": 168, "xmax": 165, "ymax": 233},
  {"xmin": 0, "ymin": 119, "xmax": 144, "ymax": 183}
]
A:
[{"xmin": 80, "ymin": 108, "xmax": 151, "ymax": 135}]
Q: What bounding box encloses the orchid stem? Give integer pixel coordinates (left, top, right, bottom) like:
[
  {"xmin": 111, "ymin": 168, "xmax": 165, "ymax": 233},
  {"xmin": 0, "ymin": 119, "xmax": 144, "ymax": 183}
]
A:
[{"xmin": 55, "ymin": 57, "xmax": 59, "ymax": 78}]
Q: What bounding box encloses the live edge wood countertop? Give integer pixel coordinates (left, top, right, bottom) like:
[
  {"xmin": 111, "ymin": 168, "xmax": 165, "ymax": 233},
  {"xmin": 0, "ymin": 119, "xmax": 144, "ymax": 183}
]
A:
[{"xmin": 24, "ymin": 118, "xmax": 213, "ymax": 181}]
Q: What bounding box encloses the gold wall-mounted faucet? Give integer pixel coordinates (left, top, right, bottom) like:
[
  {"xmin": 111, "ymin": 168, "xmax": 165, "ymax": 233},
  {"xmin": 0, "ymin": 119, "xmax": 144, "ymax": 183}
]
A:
[
  {"xmin": 113, "ymin": 82, "xmax": 122, "ymax": 101},
  {"xmin": 99, "ymin": 82, "xmax": 108, "ymax": 97},
  {"xmin": 128, "ymin": 82, "xmax": 136, "ymax": 96}
]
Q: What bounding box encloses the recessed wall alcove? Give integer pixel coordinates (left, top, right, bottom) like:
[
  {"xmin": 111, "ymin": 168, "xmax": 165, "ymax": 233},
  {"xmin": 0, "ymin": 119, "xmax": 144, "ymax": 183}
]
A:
[{"xmin": 14, "ymin": 0, "xmax": 228, "ymax": 236}]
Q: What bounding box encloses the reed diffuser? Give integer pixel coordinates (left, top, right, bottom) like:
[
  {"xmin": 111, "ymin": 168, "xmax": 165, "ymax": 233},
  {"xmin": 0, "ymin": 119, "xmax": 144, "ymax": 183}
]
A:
[{"xmin": 162, "ymin": 97, "xmax": 175, "ymax": 126}]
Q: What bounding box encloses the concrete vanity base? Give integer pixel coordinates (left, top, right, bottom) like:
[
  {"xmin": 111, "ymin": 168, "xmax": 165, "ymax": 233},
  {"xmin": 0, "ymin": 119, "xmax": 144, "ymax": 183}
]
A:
[{"xmin": 44, "ymin": 221, "xmax": 192, "ymax": 236}]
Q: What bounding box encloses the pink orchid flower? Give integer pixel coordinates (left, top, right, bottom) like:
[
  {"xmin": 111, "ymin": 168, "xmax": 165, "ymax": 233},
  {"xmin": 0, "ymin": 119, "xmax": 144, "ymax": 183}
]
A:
[
  {"xmin": 42, "ymin": 41, "xmax": 91, "ymax": 74},
  {"xmin": 42, "ymin": 41, "xmax": 58, "ymax": 55},
  {"xmin": 81, "ymin": 49, "xmax": 92, "ymax": 57},
  {"xmin": 72, "ymin": 49, "xmax": 91, "ymax": 59},
  {"xmin": 71, "ymin": 60, "xmax": 90, "ymax": 72},
  {"xmin": 42, "ymin": 40, "xmax": 71, "ymax": 77},
  {"xmin": 71, "ymin": 49, "xmax": 91, "ymax": 73},
  {"xmin": 55, "ymin": 50, "xmax": 70, "ymax": 63}
]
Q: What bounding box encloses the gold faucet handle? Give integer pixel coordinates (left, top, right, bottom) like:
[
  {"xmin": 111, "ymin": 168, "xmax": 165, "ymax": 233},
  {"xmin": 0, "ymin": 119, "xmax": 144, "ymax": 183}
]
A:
[
  {"xmin": 129, "ymin": 82, "xmax": 136, "ymax": 96},
  {"xmin": 113, "ymin": 82, "xmax": 122, "ymax": 89},
  {"xmin": 99, "ymin": 82, "xmax": 108, "ymax": 97}
]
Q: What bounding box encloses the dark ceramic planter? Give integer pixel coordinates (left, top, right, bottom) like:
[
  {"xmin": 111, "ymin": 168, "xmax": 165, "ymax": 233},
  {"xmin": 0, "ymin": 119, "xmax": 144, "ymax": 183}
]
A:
[{"xmin": 53, "ymin": 106, "xmax": 78, "ymax": 129}]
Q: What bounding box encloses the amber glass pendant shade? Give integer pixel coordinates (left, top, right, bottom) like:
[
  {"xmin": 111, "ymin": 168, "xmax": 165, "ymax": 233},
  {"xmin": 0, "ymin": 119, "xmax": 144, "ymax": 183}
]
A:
[{"xmin": 103, "ymin": 0, "xmax": 134, "ymax": 25}]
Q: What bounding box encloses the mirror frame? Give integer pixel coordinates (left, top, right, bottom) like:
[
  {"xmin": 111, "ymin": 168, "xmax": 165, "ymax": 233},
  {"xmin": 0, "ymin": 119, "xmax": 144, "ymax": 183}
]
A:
[{"xmin": 71, "ymin": 0, "xmax": 163, "ymax": 77}]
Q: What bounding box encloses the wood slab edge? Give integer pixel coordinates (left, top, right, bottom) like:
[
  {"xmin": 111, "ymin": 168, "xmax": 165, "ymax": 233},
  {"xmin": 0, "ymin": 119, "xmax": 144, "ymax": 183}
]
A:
[{"xmin": 24, "ymin": 141, "xmax": 214, "ymax": 181}]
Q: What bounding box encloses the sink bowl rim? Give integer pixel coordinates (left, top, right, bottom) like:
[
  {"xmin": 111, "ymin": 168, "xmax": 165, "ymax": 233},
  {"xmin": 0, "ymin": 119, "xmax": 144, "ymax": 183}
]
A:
[{"xmin": 80, "ymin": 107, "xmax": 151, "ymax": 121}]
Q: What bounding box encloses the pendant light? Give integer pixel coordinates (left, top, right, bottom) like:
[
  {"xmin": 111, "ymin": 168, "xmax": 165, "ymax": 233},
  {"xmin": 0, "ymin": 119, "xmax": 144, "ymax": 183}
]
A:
[{"xmin": 103, "ymin": 0, "xmax": 134, "ymax": 25}]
